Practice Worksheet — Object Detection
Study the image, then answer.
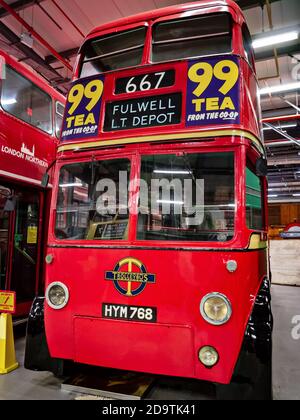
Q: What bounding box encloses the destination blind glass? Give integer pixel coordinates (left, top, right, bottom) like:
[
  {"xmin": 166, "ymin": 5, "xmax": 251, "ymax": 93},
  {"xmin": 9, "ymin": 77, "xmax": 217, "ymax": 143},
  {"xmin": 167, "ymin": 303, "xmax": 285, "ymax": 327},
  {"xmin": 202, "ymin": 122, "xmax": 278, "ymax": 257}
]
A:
[
  {"xmin": 104, "ymin": 93, "xmax": 182, "ymax": 131},
  {"xmin": 115, "ymin": 70, "xmax": 175, "ymax": 95}
]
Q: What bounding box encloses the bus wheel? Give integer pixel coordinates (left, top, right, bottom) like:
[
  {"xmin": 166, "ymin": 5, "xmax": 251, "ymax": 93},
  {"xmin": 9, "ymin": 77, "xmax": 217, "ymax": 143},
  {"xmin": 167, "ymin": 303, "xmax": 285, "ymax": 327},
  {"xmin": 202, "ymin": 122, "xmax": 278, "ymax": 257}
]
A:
[
  {"xmin": 216, "ymin": 278, "xmax": 273, "ymax": 400},
  {"xmin": 25, "ymin": 296, "xmax": 65, "ymax": 377}
]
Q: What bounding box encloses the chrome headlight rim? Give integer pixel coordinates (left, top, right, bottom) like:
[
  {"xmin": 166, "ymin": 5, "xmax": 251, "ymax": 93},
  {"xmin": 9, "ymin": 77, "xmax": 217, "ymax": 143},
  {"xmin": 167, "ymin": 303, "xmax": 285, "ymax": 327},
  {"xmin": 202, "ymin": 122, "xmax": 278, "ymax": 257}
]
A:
[
  {"xmin": 198, "ymin": 346, "xmax": 219, "ymax": 368},
  {"xmin": 200, "ymin": 292, "xmax": 232, "ymax": 326},
  {"xmin": 46, "ymin": 281, "xmax": 69, "ymax": 310}
]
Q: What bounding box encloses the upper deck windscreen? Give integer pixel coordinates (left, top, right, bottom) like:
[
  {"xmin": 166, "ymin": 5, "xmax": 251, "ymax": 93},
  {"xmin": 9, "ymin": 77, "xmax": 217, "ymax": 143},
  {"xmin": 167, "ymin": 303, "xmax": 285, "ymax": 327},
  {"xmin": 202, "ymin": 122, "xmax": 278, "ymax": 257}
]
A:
[
  {"xmin": 61, "ymin": 7, "xmax": 261, "ymax": 147},
  {"xmin": 152, "ymin": 13, "xmax": 232, "ymax": 63},
  {"xmin": 80, "ymin": 12, "xmax": 232, "ymax": 78},
  {"xmin": 80, "ymin": 27, "xmax": 147, "ymax": 78}
]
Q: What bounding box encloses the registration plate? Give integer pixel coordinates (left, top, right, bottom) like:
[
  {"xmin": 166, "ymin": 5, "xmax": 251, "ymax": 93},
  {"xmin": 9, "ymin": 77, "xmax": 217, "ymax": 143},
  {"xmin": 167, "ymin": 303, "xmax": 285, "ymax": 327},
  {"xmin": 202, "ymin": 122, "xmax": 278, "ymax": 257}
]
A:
[{"xmin": 102, "ymin": 303, "xmax": 157, "ymax": 323}]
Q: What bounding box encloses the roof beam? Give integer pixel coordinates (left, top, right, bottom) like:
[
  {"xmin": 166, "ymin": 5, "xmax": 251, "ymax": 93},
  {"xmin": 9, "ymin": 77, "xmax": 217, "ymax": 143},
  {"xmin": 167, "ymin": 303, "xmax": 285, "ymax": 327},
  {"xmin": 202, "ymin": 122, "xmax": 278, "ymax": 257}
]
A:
[
  {"xmin": 0, "ymin": 0, "xmax": 73, "ymax": 71},
  {"xmin": 268, "ymin": 157, "xmax": 300, "ymax": 166},
  {"xmin": 255, "ymin": 44, "xmax": 300, "ymax": 61},
  {"xmin": 45, "ymin": 47, "xmax": 79, "ymax": 65},
  {"xmin": 44, "ymin": 0, "xmax": 283, "ymax": 65},
  {"xmin": 235, "ymin": 0, "xmax": 281, "ymax": 10},
  {"xmin": 0, "ymin": 20, "xmax": 69, "ymax": 86},
  {"xmin": 0, "ymin": 0, "xmax": 46, "ymax": 18}
]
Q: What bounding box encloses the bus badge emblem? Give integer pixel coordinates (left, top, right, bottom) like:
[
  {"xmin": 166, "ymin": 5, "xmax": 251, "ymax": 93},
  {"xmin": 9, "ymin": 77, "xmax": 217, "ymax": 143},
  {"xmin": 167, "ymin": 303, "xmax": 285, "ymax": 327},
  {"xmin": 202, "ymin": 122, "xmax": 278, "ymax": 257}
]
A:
[{"xmin": 105, "ymin": 258, "xmax": 156, "ymax": 297}]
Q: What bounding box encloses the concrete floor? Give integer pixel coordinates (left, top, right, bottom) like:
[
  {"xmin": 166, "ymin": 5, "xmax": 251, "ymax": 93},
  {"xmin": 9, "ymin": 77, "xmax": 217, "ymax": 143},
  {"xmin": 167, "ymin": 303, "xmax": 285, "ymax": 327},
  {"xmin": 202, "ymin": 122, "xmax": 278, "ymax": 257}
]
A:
[{"xmin": 0, "ymin": 285, "xmax": 299, "ymax": 400}]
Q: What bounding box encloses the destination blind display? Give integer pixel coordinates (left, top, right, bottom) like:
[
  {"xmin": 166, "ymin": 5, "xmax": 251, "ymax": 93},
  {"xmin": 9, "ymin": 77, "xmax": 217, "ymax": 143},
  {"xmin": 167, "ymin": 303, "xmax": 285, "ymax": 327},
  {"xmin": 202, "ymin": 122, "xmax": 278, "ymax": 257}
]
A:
[
  {"xmin": 104, "ymin": 93, "xmax": 182, "ymax": 132},
  {"xmin": 115, "ymin": 70, "xmax": 175, "ymax": 94},
  {"xmin": 60, "ymin": 57, "xmax": 242, "ymax": 141}
]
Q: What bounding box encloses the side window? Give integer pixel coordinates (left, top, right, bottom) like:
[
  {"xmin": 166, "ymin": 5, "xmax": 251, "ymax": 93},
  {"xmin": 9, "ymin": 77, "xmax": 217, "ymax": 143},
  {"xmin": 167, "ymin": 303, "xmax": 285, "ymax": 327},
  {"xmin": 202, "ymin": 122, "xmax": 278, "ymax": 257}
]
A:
[
  {"xmin": 1, "ymin": 65, "xmax": 53, "ymax": 134},
  {"xmin": 246, "ymin": 164, "xmax": 264, "ymax": 230},
  {"xmin": 242, "ymin": 24, "xmax": 255, "ymax": 69},
  {"xmin": 55, "ymin": 101, "xmax": 65, "ymax": 138}
]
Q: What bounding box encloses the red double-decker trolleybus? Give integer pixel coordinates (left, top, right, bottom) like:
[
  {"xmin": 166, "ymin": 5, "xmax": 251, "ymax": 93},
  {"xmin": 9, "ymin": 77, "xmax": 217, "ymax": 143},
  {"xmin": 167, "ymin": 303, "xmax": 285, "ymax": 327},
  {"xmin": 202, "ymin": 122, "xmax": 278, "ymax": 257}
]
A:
[
  {"xmin": 25, "ymin": 1, "xmax": 273, "ymax": 399},
  {"xmin": 0, "ymin": 50, "xmax": 65, "ymax": 318}
]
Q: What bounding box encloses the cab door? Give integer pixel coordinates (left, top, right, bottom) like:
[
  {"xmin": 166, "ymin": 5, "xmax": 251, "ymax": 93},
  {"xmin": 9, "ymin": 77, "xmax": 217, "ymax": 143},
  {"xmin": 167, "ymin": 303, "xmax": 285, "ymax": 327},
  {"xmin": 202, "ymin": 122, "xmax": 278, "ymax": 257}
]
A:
[
  {"xmin": 0, "ymin": 184, "xmax": 12, "ymax": 291},
  {"xmin": 8, "ymin": 188, "xmax": 41, "ymax": 316}
]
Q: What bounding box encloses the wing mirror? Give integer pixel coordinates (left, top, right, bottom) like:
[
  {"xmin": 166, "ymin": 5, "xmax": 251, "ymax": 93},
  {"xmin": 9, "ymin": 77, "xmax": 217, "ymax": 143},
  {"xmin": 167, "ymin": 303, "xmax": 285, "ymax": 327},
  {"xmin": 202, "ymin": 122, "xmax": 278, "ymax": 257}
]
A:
[
  {"xmin": 41, "ymin": 173, "xmax": 50, "ymax": 188},
  {"xmin": 4, "ymin": 195, "xmax": 17, "ymax": 212},
  {"xmin": 41, "ymin": 159, "xmax": 57, "ymax": 188},
  {"xmin": 256, "ymin": 158, "xmax": 268, "ymax": 177}
]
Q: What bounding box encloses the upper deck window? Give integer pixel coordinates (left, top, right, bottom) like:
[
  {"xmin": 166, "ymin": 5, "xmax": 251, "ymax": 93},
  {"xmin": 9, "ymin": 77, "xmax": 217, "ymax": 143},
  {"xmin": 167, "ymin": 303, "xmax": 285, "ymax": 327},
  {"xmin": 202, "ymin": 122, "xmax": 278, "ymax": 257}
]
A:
[
  {"xmin": 242, "ymin": 24, "xmax": 255, "ymax": 69},
  {"xmin": 1, "ymin": 65, "xmax": 53, "ymax": 134},
  {"xmin": 152, "ymin": 13, "xmax": 232, "ymax": 63},
  {"xmin": 80, "ymin": 27, "xmax": 147, "ymax": 78}
]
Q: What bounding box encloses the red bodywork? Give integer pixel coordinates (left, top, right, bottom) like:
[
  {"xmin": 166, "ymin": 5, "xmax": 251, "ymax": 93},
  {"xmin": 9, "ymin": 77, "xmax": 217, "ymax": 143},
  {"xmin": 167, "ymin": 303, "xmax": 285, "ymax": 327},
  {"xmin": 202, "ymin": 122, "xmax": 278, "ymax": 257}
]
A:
[
  {"xmin": 0, "ymin": 51, "xmax": 64, "ymax": 186},
  {"xmin": 0, "ymin": 50, "xmax": 65, "ymax": 315},
  {"xmin": 45, "ymin": 1, "xmax": 268, "ymax": 384}
]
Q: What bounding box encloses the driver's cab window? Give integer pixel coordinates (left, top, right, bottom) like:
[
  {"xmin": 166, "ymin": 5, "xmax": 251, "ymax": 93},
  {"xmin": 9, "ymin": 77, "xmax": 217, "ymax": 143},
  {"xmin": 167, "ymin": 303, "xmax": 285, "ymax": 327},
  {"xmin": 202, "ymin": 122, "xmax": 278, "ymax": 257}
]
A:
[
  {"xmin": 137, "ymin": 152, "xmax": 235, "ymax": 242},
  {"xmin": 55, "ymin": 159, "xmax": 130, "ymax": 240}
]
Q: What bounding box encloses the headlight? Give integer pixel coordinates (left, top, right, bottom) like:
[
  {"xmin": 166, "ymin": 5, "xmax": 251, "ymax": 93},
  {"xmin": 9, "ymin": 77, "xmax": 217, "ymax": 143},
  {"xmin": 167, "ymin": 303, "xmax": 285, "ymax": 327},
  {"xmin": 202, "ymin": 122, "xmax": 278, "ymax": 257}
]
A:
[
  {"xmin": 200, "ymin": 293, "xmax": 232, "ymax": 325},
  {"xmin": 198, "ymin": 346, "xmax": 219, "ymax": 367},
  {"xmin": 46, "ymin": 282, "xmax": 69, "ymax": 310}
]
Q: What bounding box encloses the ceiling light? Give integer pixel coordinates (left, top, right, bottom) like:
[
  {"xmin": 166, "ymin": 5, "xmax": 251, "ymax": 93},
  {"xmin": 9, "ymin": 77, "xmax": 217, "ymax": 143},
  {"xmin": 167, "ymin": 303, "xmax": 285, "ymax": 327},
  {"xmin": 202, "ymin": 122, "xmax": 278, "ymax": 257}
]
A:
[
  {"xmin": 157, "ymin": 200, "xmax": 184, "ymax": 205},
  {"xmin": 293, "ymin": 194, "xmax": 300, "ymax": 197},
  {"xmin": 263, "ymin": 123, "xmax": 297, "ymax": 131},
  {"xmin": 260, "ymin": 82, "xmax": 300, "ymax": 96},
  {"xmin": 20, "ymin": 32, "xmax": 34, "ymax": 49},
  {"xmin": 2, "ymin": 98, "xmax": 17, "ymax": 105},
  {"xmin": 253, "ymin": 31, "xmax": 298, "ymax": 49},
  {"xmin": 154, "ymin": 170, "xmax": 192, "ymax": 175},
  {"xmin": 268, "ymin": 195, "xmax": 278, "ymax": 198},
  {"xmin": 59, "ymin": 183, "xmax": 83, "ymax": 188}
]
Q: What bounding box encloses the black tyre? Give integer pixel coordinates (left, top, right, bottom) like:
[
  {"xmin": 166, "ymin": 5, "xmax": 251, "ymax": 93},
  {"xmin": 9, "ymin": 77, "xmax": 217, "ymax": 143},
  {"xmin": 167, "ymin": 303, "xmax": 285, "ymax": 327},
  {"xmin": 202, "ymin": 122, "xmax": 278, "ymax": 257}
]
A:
[{"xmin": 216, "ymin": 278, "xmax": 273, "ymax": 400}]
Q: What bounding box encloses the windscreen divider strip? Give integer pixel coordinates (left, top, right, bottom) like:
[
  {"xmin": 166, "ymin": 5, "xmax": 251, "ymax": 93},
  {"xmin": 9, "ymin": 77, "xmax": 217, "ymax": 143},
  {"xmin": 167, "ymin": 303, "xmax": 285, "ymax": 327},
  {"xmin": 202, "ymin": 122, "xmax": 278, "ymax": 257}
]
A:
[
  {"xmin": 83, "ymin": 44, "xmax": 145, "ymax": 63},
  {"xmin": 153, "ymin": 31, "xmax": 230, "ymax": 45}
]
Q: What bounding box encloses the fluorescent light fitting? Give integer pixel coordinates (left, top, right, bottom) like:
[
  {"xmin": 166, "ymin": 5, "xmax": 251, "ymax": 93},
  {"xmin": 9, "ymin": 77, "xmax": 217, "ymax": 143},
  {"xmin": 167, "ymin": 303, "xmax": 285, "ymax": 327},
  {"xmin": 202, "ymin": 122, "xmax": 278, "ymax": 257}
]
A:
[
  {"xmin": 268, "ymin": 195, "xmax": 278, "ymax": 198},
  {"xmin": 260, "ymin": 82, "xmax": 300, "ymax": 96},
  {"xmin": 253, "ymin": 31, "xmax": 298, "ymax": 49},
  {"xmin": 59, "ymin": 183, "xmax": 83, "ymax": 188},
  {"xmin": 263, "ymin": 123, "xmax": 297, "ymax": 131},
  {"xmin": 157, "ymin": 200, "xmax": 184, "ymax": 205},
  {"xmin": 154, "ymin": 170, "xmax": 192, "ymax": 175},
  {"xmin": 293, "ymin": 194, "xmax": 300, "ymax": 197},
  {"xmin": 2, "ymin": 98, "xmax": 17, "ymax": 105},
  {"xmin": 20, "ymin": 32, "xmax": 34, "ymax": 48}
]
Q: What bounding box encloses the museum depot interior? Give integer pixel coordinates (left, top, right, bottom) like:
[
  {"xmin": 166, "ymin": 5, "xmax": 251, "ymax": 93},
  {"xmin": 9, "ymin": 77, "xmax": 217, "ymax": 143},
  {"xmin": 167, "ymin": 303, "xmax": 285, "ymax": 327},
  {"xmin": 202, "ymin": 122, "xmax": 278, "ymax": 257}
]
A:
[{"xmin": 0, "ymin": 0, "xmax": 299, "ymax": 402}]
